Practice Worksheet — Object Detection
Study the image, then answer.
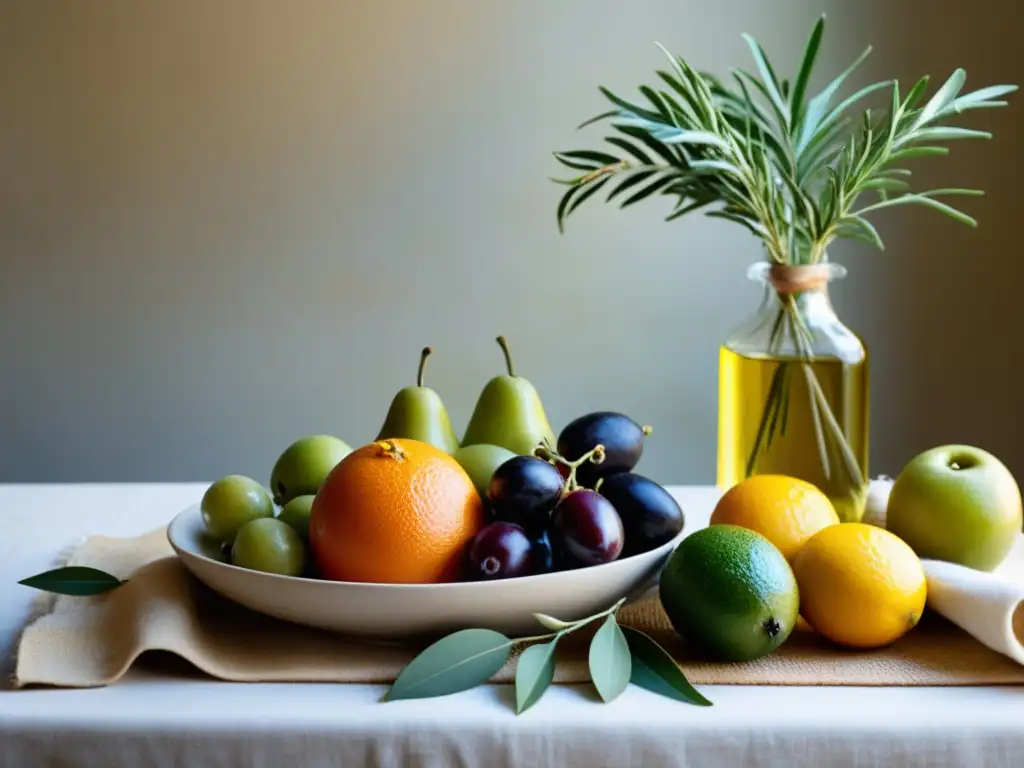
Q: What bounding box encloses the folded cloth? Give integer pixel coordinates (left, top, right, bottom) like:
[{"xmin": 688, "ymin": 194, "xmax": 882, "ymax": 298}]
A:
[
  {"xmin": 924, "ymin": 557, "xmax": 1024, "ymax": 665},
  {"xmin": 11, "ymin": 521, "xmax": 1024, "ymax": 690},
  {"xmin": 868, "ymin": 476, "xmax": 1024, "ymax": 667}
]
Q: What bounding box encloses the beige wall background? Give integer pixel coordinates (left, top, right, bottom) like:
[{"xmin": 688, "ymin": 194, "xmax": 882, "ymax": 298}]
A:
[{"xmin": 1, "ymin": 0, "xmax": 1022, "ymax": 486}]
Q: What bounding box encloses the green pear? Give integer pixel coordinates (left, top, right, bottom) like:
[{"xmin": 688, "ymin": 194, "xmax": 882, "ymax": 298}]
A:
[
  {"xmin": 461, "ymin": 336, "xmax": 557, "ymax": 457},
  {"xmin": 454, "ymin": 443, "xmax": 518, "ymax": 498},
  {"xmin": 376, "ymin": 346, "xmax": 460, "ymax": 455}
]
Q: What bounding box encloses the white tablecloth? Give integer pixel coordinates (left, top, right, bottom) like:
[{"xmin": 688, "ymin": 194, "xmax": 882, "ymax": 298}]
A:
[{"xmin": 2, "ymin": 483, "xmax": 1022, "ymax": 768}]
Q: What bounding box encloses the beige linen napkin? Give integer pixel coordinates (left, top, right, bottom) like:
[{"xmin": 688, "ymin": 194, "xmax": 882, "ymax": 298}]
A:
[{"xmin": 13, "ymin": 523, "xmax": 1024, "ymax": 689}]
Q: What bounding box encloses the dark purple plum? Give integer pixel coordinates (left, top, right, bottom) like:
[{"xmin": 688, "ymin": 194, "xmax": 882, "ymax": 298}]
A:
[
  {"xmin": 556, "ymin": 412, "xmax": 650, "ymax": 487},
  {"xmin": 529, "ymin": 531, "xmax": 555, "ymax": 575},
  {"xmin": 465, "ymin": 522, "xmax": 534, "ymax": 581},
  {"xmin": 551, "ymin": 489, "xmax": 624, "ymax": 567},
  {"xmin": 487, "ymin": 456, "xmax": 565, "ymax": 534},
  {"xmin": 597, "ymin": 473, "xmax": 684, "ymax": 557}
]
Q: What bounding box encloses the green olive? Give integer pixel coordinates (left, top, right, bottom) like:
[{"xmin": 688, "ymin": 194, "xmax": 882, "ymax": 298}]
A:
[
  {"xmin": 453, "ymin": 444, "xmax": 518, "ymax": 499},
  {"xmin": 230, "ymin": 518, "xmax": 306, "ymax": 576},
  {"xmin": 269, "ymin": 435, "xmax": 352, "ymax": 505},
  {"xmin": 277, "ymin": 494, "xmax": 316, "ymax": 543},
  {"xmin": 200, "ymin": 475, "xmax": 275, "ymax": 544}
]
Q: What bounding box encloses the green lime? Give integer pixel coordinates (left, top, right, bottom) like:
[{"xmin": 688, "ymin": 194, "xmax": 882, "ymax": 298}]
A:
[
  {"xmin": 231, "ymin": 518, "xmax": 306, "ymax": 576},
  {"xmin": 659, "ymin": 524, "xmax": 799, "ymax": 662},
  {"xmin": 277, "ymin": 494, "xmax": 316, "ymax": 543},
  {"xmin": 200, "ymin": 475, "xmax": 275, "ymax": 544}
]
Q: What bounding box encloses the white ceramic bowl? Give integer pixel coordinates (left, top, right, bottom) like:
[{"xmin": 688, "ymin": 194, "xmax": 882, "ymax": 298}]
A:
[{"xmin": 167, "ymin": 504, "xmax": 683, "ymax": 639}]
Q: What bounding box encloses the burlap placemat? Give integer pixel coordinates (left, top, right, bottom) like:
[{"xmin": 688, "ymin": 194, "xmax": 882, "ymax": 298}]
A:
[{"xmin": 13, "ymin": 526, "xmax": 1024, "ymax": 689}]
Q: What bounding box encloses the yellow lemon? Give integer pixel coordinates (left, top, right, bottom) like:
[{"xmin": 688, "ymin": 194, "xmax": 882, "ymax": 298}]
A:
[
  {"xmin": 791, "ymin": 523, "xmax": 927, "ymax": 649},
  {"xmin": 709, "ymin": 475, "xmax": 840, "ymax": 561}
]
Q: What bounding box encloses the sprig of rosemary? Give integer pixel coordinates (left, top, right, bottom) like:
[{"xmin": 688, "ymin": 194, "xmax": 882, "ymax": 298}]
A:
[{"xmin": 553, "ymin": 13, "xmax": 1016, "ymax": 265}]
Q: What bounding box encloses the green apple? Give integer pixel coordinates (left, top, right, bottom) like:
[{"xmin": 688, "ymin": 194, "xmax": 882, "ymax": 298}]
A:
[
  {"xmin": 453, "ymin": 443, "xmax": 517, "ymax": 499},
  {"xmin": 886, "ymin": 445, "xmax": 1022, "ymax": 571}
]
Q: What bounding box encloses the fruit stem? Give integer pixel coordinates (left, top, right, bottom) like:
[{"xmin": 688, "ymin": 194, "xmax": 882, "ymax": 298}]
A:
[
  {"xmin": 514, "ymin": 596, "xmax": 628, "ymax": 647},
  {"xmin": 642, "ymin": 425, "xmax": 653, "ymax": 436},
  {"xmin": 417, "ymin": 347, "xmax": 432, "ymax": 387},
  {"xmin": 534, "ymin": 438, "xmax": 608, "ymax": 493},
  {"xmin": 554, "ymin": 595, "xmax": 627, "ymax": 639},
  {"xmin": 376, "ymin": 440, "xmax": 408, "ymax": 462},
  {"xmin": 496, "ymin": 336, "xmax": 516, "ymax": 377},
  {"xmin": 562, "ymin": 444, "xmax": 606, "ymax": 494},
  {"xmin": 534, "ymin": 437, "xmax": 559, "ymax": 463}
]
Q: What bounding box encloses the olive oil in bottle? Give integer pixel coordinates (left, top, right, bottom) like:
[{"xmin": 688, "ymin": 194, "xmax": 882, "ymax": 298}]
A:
[{"xmin": 717, "ymin": 348, "xmax": 869, "ymax": 522}]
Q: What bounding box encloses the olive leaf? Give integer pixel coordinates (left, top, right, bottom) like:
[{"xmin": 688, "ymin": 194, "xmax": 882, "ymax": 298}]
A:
[
  {"xmin": 588, "ymin": 614, "xmax": 631, "ymax": 703},
  {"xmin": 383, "ymin": 597, "xmax": 652, "ymax": 712},
  {"xmin": 621, "ymin": 626, "xmax": 712, "ymax": 707},
  {"xmin": 384, "ymin": 629, "xmax": 512, "ymax": 702},
  {"xmin": 17, "ymin": 566, "xmax": 125, "ymax": 596},
  {"xmin": 515, "ymin": 639, "xmax": 558, "ymax": 714}
]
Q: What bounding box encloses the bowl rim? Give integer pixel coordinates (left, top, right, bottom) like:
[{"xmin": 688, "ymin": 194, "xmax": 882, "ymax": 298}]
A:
[{"xmin": 167, "ymin": 503, "xmax": 683, "ymax": 592}]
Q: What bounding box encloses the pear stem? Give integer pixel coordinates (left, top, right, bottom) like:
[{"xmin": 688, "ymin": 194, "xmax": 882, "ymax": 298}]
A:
[
  {"xmin": 417, "ymin": 347, "xmax": 432, "ymax": 388},
  {"xmin": 496, "ymin": 336, "xmax": 516, "ymax": 377}
]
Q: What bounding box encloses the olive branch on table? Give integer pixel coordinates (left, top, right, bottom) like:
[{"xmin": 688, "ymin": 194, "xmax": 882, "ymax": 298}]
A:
[
  {"xmin": 382, "ymin": 597, "xmax": 711, "ymax": 713},
  {"xmin": 17, "ymin": 567, "xmax": 712, "ymax": 713}
]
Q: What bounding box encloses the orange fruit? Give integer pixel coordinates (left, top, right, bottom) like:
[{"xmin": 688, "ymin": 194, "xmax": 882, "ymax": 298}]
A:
[
  {"xmin": 791, "ymin": 523, "xmax": 927, "ymax": 649},
  {"xmin": 709, "ymin": 475, "xmax": 840, "ymax": 561},
  {"xmin": 309, "ymin": 438, "xmax": 485, "ymax": 584}
]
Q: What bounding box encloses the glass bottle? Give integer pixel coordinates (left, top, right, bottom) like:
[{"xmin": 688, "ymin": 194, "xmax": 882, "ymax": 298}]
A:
[{"xmin": 716, "ymin": 261, "xmax": 870, "ymax": 522}]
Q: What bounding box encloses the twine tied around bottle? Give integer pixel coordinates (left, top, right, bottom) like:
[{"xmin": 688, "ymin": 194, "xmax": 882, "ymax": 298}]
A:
[{"xmin": 766, "ymin": 263, "xmax": 834, "ymax": 295}]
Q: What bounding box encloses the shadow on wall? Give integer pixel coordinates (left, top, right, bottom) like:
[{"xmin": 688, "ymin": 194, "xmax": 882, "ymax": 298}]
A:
[{"xmin": 861, "ymin": 1, "xmax": 1024, "ymax": 477}]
